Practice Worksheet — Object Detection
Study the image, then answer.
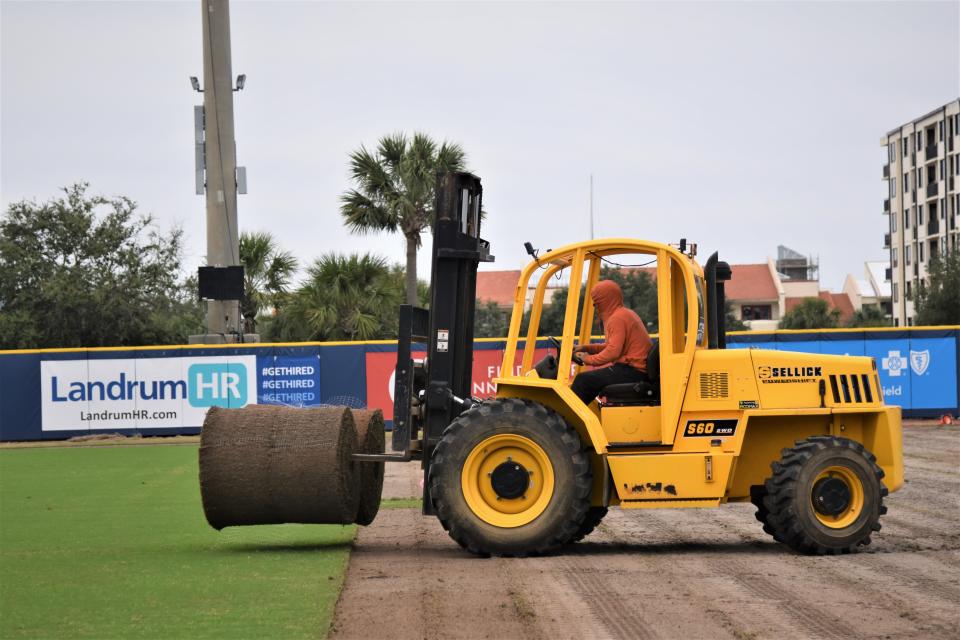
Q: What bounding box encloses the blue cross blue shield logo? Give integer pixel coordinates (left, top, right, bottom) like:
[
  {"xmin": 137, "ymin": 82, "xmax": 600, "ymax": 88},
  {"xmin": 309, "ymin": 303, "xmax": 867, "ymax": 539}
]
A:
[{"xmin": 909, "ymin": 350, "xmax": 930, "ymax": 376}]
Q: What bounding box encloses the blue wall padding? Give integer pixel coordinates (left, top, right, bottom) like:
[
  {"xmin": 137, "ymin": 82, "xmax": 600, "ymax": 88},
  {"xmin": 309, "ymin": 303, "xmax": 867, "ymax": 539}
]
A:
[{"xmin": 1, "ymin": 329, "xmax": 956, "ymax": 440}]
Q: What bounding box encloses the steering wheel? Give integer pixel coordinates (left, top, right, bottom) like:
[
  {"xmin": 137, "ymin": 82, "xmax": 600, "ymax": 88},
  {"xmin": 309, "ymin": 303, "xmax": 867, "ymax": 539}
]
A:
[
  {"xmin": 550, "ymin": 336, "xmax": 585, "ymax": 366},
  {"xmin": 549, "ymin": 336, "xmax": 562, "ymax": 353}
]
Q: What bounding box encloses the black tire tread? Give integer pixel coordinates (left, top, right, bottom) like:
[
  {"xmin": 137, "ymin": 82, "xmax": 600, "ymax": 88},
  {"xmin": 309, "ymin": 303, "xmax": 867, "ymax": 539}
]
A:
[
  {"xmin": 760, "ymin": 436, "xmax": 887, "ymax": 555},
  {"xmin": 569, "ymin": 506, "xmax": 608, "ymax": 543},
  {"xmin": 429, "ymin": 398, "xmax": 592, "ymax": 557},
  {"xmin": 749, "ymin": 485, "xmax": 785, "ymax": 542}
]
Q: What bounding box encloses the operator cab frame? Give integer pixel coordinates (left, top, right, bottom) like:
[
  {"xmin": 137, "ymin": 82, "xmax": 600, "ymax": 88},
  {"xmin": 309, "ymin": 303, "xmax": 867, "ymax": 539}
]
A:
[{"xmin": 498, "ymin": 239, "xmax": 708, "ymax": 446}]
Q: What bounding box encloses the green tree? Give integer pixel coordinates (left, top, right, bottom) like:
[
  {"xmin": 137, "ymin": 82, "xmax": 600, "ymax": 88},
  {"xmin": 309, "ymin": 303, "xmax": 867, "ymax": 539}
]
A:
[
  {"xmin": 474, "ymin": 300, "xmax": 511, "ymax": 338},
  {"xmin": 340, "ymin": 132, "xmax": 467, "ymax": 305},
  {"xmin": 846, "ymin": 305, "xmax": 890, "ymax": 328},
  {"xmin": 527, "ymin": 267, "xmax": 659, "ymax": 337},
  {"xmin": 724, "ymin": 299, "xmax": 748, "ymax": 331},
  {"xmin": 779, "ymin": 297, "xmax": 840, "ymax": 330},
  {"xmin": 239, "ymin": 231, "xmax": 297, "ymax": 334},
  {"xmin": 0, "ymin": 183, "xmax": 202, "ymax": 348},
  {"xmin": 270, "ymin": 253, "xmax": 403, "ymax": 342},
  {"xmin": 915, "ymin": 251, "xmax": 960, "ymax": 326}
]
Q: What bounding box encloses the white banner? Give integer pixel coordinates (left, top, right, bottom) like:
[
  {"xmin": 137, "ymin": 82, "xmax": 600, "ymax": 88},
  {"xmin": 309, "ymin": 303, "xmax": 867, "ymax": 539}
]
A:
[{"xmin": 40, "ymin": 356, "xmax": 257, "ymax": 431}]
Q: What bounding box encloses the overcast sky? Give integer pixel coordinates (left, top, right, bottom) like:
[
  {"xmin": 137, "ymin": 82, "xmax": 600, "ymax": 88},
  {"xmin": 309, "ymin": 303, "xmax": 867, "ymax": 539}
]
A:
[{"xmin": 2, "ymin": 1, "xmax": 958, "ymax": 291}]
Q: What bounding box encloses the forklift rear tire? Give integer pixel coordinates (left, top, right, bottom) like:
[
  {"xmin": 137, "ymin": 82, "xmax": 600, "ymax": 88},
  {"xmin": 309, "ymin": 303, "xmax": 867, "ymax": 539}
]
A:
[
  {"xmin": 761, "ymin": 436, "xmax": 887, "ymax": 555},
  {"xmin": 429, "ymin": 398, "xmax": 592, "ymax": 557}
]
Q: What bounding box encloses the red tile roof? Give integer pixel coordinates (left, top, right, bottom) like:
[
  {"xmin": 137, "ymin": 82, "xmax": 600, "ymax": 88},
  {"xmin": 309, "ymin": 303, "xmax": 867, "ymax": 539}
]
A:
[
  {"xmin": 823, "ymin": 292, "xmax": 855, "ymax": 324},
  {"xmin": 476, "ymin": 270, "xmax": 521, "ymax": 307},
  {"xmin": 784, "ymin": 292, "xmax": 855, "ymax": 324},
  {"xmin": 726, "ymin": 264, "xmax": 778, "ymax": 302},
  {"xmin": 479, "ymin": 264, "xmax": 782, "ymax": 307}
]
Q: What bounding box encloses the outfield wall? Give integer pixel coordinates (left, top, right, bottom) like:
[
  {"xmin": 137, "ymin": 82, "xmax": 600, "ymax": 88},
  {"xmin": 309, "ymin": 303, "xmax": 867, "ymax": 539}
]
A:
[{"xmin": 1, "ymin": 327, "xmax": 957, "ymax": 441}]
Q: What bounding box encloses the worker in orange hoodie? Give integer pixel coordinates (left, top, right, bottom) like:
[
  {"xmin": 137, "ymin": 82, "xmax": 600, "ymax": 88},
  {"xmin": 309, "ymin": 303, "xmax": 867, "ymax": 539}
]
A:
[{"xmin": 571, "ymin": 279, "xmax": 653, "ymax": 405}]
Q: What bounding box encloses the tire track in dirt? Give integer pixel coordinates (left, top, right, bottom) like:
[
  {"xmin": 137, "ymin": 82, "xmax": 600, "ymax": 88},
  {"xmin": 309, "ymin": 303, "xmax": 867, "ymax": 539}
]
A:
[
  {"xmin": 641, "ymin": 502, "xmax": 958, "ymax": 638},
  {"xmin": 330, "ymin": 507, "xmax": 540, "ymax": 640},
  {"xmin": 557, "ymin": 554, "xmax": 658, "ymax": 640},
  {"xmin": 901, "ymin": 449, "xmax": 959, "ymax": 465},
  {"xmin": 864, "ymin": 553, "xmax": 960, "ymax": 605},
  {"xmin": 332, "ymin": 427, "xmax": 960, "ymax": 640},
  {"xmin": 637, "ymin": 509, "xmax": 858, "ymax": 640},
  {"xmin": 904, "ymin": 462, "xmax": 960, "ymax": 479},
  {"xmin": 711, "ymin": 432, "xmax": 960, "ymax": 635}
]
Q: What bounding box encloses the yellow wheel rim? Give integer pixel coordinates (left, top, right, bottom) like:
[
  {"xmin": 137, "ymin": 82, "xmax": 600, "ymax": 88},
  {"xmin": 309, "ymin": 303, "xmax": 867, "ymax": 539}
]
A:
[
  {"xmin": 811, "ymin": 465, "xmax": 864, "ymax": 529},
  {"xmin": 461, "ymin": 434, "xmax": 555, "ymax": 528}
]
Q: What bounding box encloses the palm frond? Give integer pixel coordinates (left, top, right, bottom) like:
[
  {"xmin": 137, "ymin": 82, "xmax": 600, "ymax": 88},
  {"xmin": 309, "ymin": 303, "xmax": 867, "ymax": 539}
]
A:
[
  {"xmin": 339, "ymin": 190, "xmax": 398, "ymax": 233},
  {"xmin": 378, "ymin": 133, "xmax": 408, "ymax": 175},
  {"xmin": 349, "ymin": 147, "xmax": 395, "ymax": 199}
]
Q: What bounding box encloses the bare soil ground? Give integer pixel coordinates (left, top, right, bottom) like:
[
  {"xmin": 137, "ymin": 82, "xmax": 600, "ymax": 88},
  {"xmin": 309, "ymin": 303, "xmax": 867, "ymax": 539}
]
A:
[{"xmin": 332, "ymin": 423, "xmax": 960, "ymax": 640}]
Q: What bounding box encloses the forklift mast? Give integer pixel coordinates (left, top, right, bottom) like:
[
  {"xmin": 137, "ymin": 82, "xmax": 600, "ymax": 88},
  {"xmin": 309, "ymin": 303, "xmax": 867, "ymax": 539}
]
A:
[{"xmin": 391, "ymin": 172, "xmax": 494, "ymax": 514}]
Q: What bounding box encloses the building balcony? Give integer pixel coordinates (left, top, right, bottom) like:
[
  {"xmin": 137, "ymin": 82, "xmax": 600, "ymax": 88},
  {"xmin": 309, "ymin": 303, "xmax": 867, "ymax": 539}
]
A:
[
  {"xmin": 928, "ymin": 218, "xmax": 939, "ymax": 235},
  {"xmin": 883, "ymin": 198, "xmax": 890, "ymax": 214},
  {"xmin": 926, "ymin": 182, "xmax": 939, "ymax": 199},
  {"xmin": 883, "ymin": 164, "xmax": 890, "ymax": 179},
  {"xmin": 925, "ymin": 144, "xmax": 939, "ymax": 162},
  {"xmin": 883, "ymin": 233, "xmax": 890, "ymax": 248}
]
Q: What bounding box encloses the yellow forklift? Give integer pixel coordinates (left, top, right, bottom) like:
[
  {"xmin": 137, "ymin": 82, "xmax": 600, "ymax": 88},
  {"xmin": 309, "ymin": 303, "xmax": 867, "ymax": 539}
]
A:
[{"xmin": 201, "ymin": 172, "xmax": 903, "ymax": 557}]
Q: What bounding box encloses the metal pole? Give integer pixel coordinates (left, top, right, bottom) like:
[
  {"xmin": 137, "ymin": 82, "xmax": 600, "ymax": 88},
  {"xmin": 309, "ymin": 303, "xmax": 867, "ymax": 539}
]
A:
[{"xmin": 201, "ymin": 0, "xmax": 239, "ymax": 336}]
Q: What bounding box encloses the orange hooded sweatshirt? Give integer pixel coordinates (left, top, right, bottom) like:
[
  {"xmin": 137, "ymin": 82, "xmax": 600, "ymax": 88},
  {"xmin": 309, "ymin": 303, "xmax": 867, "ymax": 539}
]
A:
[{"xmin": 578, "ymin": 280, "xmax": 652, "ymax": 371}]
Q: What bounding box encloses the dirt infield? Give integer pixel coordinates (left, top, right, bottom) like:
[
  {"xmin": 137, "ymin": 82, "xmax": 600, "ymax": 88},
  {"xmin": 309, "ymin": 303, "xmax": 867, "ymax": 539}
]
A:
[{"xmin": 332, "ymin": 423, "xmax": 960, "ymax": 639}]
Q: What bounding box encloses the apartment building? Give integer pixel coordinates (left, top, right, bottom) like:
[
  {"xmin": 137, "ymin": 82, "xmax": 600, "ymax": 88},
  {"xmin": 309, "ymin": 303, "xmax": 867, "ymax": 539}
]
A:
[{"xmin": 881, "ymin": 99, "xmax": 960, "ymax": 326}]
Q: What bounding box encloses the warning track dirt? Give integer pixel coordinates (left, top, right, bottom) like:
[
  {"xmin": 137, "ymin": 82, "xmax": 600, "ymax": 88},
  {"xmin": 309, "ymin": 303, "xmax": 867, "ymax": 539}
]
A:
[{"xmin": 332, "ymin": 423, "xmax": 960, "ymax": 640}]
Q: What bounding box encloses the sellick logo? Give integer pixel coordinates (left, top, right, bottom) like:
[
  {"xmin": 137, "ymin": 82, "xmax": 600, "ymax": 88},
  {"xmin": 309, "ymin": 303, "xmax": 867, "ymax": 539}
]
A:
[{"xmin": 757, "ymin": 365, "xmax": 822, "ymax": 384}]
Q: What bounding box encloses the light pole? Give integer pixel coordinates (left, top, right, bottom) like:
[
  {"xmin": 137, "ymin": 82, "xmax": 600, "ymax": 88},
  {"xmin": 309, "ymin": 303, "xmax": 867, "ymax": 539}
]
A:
[{"xmin": 189, "ymin": 0, "xmax": 252, "ymax": 343}]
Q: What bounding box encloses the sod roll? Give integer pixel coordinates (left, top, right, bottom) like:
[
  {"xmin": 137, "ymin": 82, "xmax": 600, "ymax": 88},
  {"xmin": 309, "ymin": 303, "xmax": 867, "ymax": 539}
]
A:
[
  {"xmin": 352, "ymin": 409, "xmax": 386, "ymax": 526},
  {"xmin": 199, "ymin": 405, "xmax": 360, "ymax": 529}
]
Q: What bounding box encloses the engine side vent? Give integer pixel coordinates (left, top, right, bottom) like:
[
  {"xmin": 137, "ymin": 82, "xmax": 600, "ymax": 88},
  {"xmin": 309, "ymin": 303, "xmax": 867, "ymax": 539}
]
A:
[
  {"xmin": 829, "ymin": 373, "xmax": 876, "ymax": 404},
  {"xmin": 700, "ymin": 372, "xmax": 729, "ymax": 399}
]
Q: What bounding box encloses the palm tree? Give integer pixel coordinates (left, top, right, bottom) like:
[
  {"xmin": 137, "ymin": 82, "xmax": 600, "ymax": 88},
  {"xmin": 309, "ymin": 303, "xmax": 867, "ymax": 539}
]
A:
[
  {"xmin": 283, "ymin": 253, "xmax": 403, "ymax": 341},
  {"xmin": 846, "ymin": 305, "xmax": 890, "ymax": 328},
  {"xmin": 239, "ymin": 231, "xmax": 297, "ymax": 333},
  {"xmin": 340, "ymin": 132, "xmax": 466, "ymax": 305},
  {"xmin": 779, "ymin": 297, "xmax": 840, "ymax": 330}
]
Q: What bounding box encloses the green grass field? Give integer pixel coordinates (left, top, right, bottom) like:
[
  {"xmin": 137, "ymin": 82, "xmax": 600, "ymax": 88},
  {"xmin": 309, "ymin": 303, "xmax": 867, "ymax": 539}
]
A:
[{"xmin": 0, "ymin": 445, "xmax": 356, "ymax": 639}]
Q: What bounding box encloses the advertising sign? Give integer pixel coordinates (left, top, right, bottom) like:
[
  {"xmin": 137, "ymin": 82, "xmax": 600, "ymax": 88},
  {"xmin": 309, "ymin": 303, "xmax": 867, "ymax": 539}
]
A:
[
  {"xmin": 256, "ymin": 355, "xmax": 322, "ymax": 407},
  {"xmin": 866, "ymin": 339, "xmax": 914, "ymax": 406},
  {"xmin": 365, "ymin": 347, "xmax": 551, "ymax": 421},
  {"xmin": 906, "ymin": 336, "xmax": 957, "ymax": 410},
  {"xmin": 40, "ymin": 356, "xmax": 257, "ymax": 431}
]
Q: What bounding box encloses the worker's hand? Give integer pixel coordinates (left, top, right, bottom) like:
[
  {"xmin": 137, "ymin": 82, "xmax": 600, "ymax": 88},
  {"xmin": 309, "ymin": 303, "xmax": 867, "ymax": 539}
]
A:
[
  {"xmin": 572, "ymin": 353, "xmax": 586, "ymax": 366},
  {"xmin": 572, "ymin": 344, "xmax": 587, "ymax": 353}
]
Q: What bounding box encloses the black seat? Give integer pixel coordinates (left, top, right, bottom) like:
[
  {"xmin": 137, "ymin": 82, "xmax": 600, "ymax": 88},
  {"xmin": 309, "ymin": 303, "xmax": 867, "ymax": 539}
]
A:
[{"xmin": 600, "ymin": 342, "xmax": 660, "ymax": 406}]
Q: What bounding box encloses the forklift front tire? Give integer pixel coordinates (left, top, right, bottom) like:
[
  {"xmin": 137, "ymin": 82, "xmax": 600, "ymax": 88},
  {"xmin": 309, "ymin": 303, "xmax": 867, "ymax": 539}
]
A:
[
  {"xmin": 429, "ymin": 398, "xmax": 592, "ymax": 557},
  {"xmin": 568, "ymin": 506, "xmax": 608, "ymax": 543}
]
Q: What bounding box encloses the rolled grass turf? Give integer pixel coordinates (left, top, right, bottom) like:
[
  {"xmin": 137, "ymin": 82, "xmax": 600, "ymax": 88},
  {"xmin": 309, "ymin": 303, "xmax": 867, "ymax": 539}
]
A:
[
  {"xmin": 199, "ymin": 405, "xmax": 361, "ymax": 529},
  {"xmin": 352, "ymin": 409, "xmax": 386, "ymax": 526}
]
